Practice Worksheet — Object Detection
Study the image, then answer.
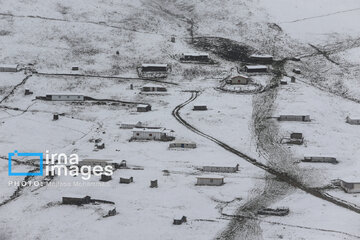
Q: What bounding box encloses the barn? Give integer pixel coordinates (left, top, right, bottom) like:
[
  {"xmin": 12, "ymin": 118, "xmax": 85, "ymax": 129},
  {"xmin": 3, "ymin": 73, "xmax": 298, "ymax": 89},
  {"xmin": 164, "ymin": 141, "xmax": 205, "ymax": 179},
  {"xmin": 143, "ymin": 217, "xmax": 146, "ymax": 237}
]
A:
[
  {"xmin": 340, "ymin": 178, "xmax": 360, "ymax": 193},
  {"xmin": 196, "ymin": 175, "xmax": 224, "ymax": 186},
  {"xmin": 202, "ymin": 164, "xmax": 239, "ymax": 173},
  {"xmin": 62, "ymin": 196, "xmax": 91, "ymax": 205},
  {"xmin": 302, "ymin": 156, "xmax": 338, "ymax": 164},
  {"xmin": 169, "ymin": 141, "xmax": 196, "ymax": 149},
  {"xmin": 132, "ymin": 128, "xmax": 174, "ymax": 141},
  {"xmin": 227, "ymin": 75, "xmax": 249, "ymax": 85},
  {"xmin": 141, "ymin": 64, "xmax": 168, "ymax": 72},
  {"xmin": 0, "ymin": 64, "xmax": 18, "ymax": 72},
  {"xmin": 46, "ymin": 93, "xmax": 84, "ymax": 101},
  {"xmin": 346, "ymin": 116, "xmax": 360, "ymax": 125},
  {"xmin": 120, "ymin": 121, "xmax": 144, "ymax": 129},
  {"xmin": 181, "ymin": 53, "xmax": 210, "ymax": 62},
  {"xmin": 193, "ymin": 104, "xmax": 207, "ymax": 111},
  {"xmin": 137, "ymin": 104, "xmax": 152, "ymax": 112},
  {"xmin": 249, "ymin": 54, "xmax": 273, "ymax": 64},
  {"xmin": 141, "ymin": 83, "xmax": 167, "ymax": 92},
  {"xmin": 278, "ymin": 115, "xmax": 310, "ymax": 122},
  {"xmin": 78, "ymin": 159, "xmax": 114, "ymax": 169},
  {"xmin": 244, "ymin": 65, "xmax": 268, "ymax": 73}
]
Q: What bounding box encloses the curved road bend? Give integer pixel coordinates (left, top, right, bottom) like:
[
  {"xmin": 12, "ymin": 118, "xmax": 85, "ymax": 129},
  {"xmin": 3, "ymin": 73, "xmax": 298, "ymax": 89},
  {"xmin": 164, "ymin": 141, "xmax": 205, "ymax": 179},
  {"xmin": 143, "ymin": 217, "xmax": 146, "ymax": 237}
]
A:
[{"xmin": 172, "ymin": 92, "xmax": 360, "ymax": 214}]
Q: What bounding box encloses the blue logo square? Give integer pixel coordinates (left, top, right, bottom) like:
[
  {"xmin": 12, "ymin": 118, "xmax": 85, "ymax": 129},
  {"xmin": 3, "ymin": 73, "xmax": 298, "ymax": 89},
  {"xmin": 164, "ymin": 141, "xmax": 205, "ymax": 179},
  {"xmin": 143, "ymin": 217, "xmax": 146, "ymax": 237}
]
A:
[{"xmin": 8, "ymin": 150, "xmax": 43, "ymax": 176}]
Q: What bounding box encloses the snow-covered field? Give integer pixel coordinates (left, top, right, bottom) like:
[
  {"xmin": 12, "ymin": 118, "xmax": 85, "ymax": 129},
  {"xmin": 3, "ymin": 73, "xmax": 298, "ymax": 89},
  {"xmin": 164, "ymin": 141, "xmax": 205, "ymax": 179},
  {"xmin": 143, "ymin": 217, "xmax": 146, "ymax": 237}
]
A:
[{"xmin": 1, "ymin": 0, "xmax": 360, "ymax": 239}]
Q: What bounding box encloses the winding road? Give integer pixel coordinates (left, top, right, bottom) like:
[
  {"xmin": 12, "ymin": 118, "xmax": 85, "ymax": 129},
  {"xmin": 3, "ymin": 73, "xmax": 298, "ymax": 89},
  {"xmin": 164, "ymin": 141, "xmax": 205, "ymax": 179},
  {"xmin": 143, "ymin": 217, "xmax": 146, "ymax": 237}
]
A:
[{"xmin": 172, "ymin": 91, "xmax": 360, "ymax": 215}]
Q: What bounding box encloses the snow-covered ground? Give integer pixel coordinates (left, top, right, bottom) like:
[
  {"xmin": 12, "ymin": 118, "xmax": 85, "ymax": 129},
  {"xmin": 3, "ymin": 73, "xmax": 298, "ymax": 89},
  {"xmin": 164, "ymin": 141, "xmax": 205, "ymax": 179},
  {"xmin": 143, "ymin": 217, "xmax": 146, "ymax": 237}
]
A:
[{"xmin": 1, "ymin": 0, "xmax": 360, "ymax": 239}]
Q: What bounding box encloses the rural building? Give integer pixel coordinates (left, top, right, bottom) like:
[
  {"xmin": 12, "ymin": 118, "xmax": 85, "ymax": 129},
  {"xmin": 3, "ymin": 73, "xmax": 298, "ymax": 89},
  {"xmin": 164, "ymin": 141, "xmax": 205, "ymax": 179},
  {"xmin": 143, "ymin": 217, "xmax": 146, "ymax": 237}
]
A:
[
  {"xmin": 0, "ymin": 64, "xmax": 18, "ymax": 72},
  {"xmin": 141, "ymin": 64, "xmax": 168, "ymax": 72},
  {"xmin": 346, "ymin": 116, "xmax": 360, "ymax": 125},
  {"xmin": 244, "ymin": 65, "xmax": 268, "ymax": 73},
  {"xmin": 78, "ymin": 159, "xmax": 114, "ymax": 169},
  {"xmin": 258, "ymin": 207, "xmax": 289, "ymax": 216},
  {"xmin": 290, "ymin": 132, "xmax": 303, "ymax": 139},
  {"xmin": 62, "ymin": 196, "xmax": 91, "ymax": 205},
  {"xmin": 202, "ymin": 164, "xmax": 239, "ymax": 173},
  {"xmin": 45, "ymin": 93, "xmax": 84, "ymax": 101},
  {"xmin": 120, "ymin": 121, "xmax": 144, "ymax": 129},
  {"xmin": 150, "ymin": 179, "xmax": 158, "ymax": 188},
  {"xmin": 278, "ymin": 115, "xmax": 310, "ymax": 122},
  {"xmin": 280, "ymin": 79, "xmax": 288, "ymax": 85},
  {"xmin": 193, "ymin": 104, "xmax": 207, "ymax": 111},
  {"xmin": 181, "ymin": 53, "xmax": 210, "ymax": 62},
  {"xmin": 173, "ymin": 216, "xmax": 187, "ymax": 225},
  {"xmin": 196, "ymin": 175, "xmax": 224, "ymax": 186},
  {"xmin": 119, "ymin": 176, "xmax": 133, "ymax": 184},
  {"xmin": 132, "ymin": 128, "xmax": 175, "ymax": 141},
  {"xmin": 137, "ymin": 104, "xmax": 151, "ymax": 112},
  {"xmin": 249, "ymin": 54, "xmax": 273, "ymax": 64},
  {"xmin": 100, "ymin": 174, "xmax": 112, "ymax": 182},
  {"xmin": 141, "ymin": 83, "xmax": 167, "ymax": 92},
  {"xmin": 227, "ymin": 75, "xmax": 250, "ymax": 85},
  {"xmin": 293, "ymin": 68, "xmax": 301, "ymax": 74},
  {"xmin": 169, "ymin": 141, "xmax": 197, "ymax": 149},
  {"xmin": 340, "ymin": 178, "xmax": 360, "ymax": 193},
  {"xmin": 302, "ymin": 156, "xmax": 338, "ymax": 164}
]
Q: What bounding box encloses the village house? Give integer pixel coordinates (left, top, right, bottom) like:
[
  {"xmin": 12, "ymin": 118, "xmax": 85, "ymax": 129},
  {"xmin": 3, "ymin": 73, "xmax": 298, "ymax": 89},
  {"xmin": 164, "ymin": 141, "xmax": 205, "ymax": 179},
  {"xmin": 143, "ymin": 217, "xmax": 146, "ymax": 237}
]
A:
[
  {"xmin": 141, "ymin": 64, "xmax": 168, "ymax": 72},
  {"xmin": 340, "ymin": 178, "xmax": 360, "ymax": 193},
  {"xmin": 280, "ymin": 79, "xmax": 288, "ymax": 85},
  {"xmin": 180, "ymin": 53, "xmax": 210, "ymax": 62},
  {"xmin": 120, "ymin": 121, "xmax": 144, "ymax": 129},
  {"xmin": 202, "ymin": 164, "xmax": 239, "ymax": 173},
  {"xmin": 227, "ymin": 75, "xmax": 250, "ymax": 85},
  {"xmin": 249, "ymin": 54, "xmax": 273, "ymax": 64},
  {"xmin": 141, "ymin": 83, "xmax": 167, "ymax": 92},
  {"xmin": 196, "ymin": 175, "xmax": 224, "ymax": 186},
  {"xmin": 346, "ymin": 116, "xmax": 360, "ymax": 125},
  {"xmin": 0, "ymin": 64, "xmax": 18, "ymax": 72},
  {"xmin": 119, "ymin": 176, "xmax": 133, "ymax": 184},
  {"xmin": 244, "ymin": 65, "xmax": 268, "ymax": 73},
  {"xmin": 173, "ymin": 216, "xmax": 187, "ymax": 225},
  {"xmin": 169, "ymin": 141, "xmax": 197, "ymax": 149},
  {"xmin": 302, "ymin": 156, "xmax": 338, "ymax": 164},
  {"xmin": 100, "ymin": 174, "xmax": 112, "ymax": 182},
  {"xmin": 278, "ymin": 115, "xmax": 310, "ymax": 122},
  {"xmin": 45, "ymin": 93, "xmax": 84, "ymax": 101},
  {"xmin": 193, "ymin": 104, "xmax": 207, "ymax": 111},
  {"xmin": 132, "ymin": 128, "xmax": 175, "ymax": 141},
  {"xmin": 137, "ymin": 104, "xmax": 151, "ymax": 112}
]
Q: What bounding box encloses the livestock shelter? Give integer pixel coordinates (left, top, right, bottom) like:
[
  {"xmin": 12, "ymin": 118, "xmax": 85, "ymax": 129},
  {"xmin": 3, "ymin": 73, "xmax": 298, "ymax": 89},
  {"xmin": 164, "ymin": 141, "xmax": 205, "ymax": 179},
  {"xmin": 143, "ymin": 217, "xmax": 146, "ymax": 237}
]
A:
[
  {"xmin": 193, "ymin": 104, "xmax": 207, "ymax": 111},
  {"xmin": 137, "ymin": 104, "xmax": 151, "ymax": 112},
  {"xmin": 249, "ymin": 54, "xmax": 273, "ymax": 64},
  {"xmin": 78, "ymin": 159, "xmax": 115, "ymax": 170},
  {"xmin": 202, "ymin": 164, "xmax": 239, "ymax": 173},
  {"xmin": 141, "ymin": 83, "xmax": 167, "ymax": 92},
  {"xmin": 227, "ymin": 75, "xmax": 249, "ymax": 85},
  {"xmin": 0, "ymin": 64, "xmax": 18, "ymax": 72},
  {"xmin": 302, "ymin": 156, "xmax": 338, "ymax": 164},
  {"xmin": 340, "ymin": 178, "xmax": 360, "ymax": 193},
  {"xmin": 346, "ymin": 116, "xmax": 360, "ymax": 125},
  {"xmin": 46, "ymin": 93, "xmax": 84, "ymax": 101},
  {"xmin": 141, "ymin": 64, "xmax": 168, "ymax": 72},
  {"xmin": 196, "ymin": 175, "xmax": 224, "ymax": 186},
  {"xmin": 132, "ymin": 128, "xmax": 174, "ymax": 141},
  {"xmin": 244, "ymin": 65, "xmax": 268, "ymax": 73},
  {"xmin": 120, "ymin": 121, "xmax": 144, "ymax": 129},
  {"xmin": 180, "ymin": 53, "xmax": 210, "ymax": 62},
  {"xmin": 169, "ymin": 141, "xmax": 197, "ymax": 149},
  {"xmin": 62, "ymin": 196, "xmax": 91, "ymax": 205},
  {"xmin": 119, "ymin": 176, "xmax": 133, "ymax": 184},
  {"xmin": 278, "ymin": 115, "xmax": 310, "ymax": 122}
]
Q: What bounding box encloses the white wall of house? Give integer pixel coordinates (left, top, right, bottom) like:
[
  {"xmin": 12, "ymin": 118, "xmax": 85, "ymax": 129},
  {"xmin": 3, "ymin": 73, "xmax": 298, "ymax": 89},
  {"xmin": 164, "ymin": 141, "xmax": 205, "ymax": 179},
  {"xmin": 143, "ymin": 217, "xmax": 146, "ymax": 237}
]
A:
[
  {"xmin": 50, "ymin": 94, "xmax": 84, "ymax": 101},
  {"xmin": 196, "ymin": 177, "xmax": 224, "ymax": 186}
]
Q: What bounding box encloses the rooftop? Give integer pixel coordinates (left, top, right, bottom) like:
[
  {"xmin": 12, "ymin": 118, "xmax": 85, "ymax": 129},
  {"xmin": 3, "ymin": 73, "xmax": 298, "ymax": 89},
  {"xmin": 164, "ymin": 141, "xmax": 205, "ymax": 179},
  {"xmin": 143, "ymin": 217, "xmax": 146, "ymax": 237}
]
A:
[
  {"xmin": 197, "ymin": 175, "xmax": 224, "ymax": 179},
  {"xmin": 183, "ymin": 53, "xmax": 209, "ymax": 57},
  {"xmin": 250, "ymin": 54, "xmax": 273, "ymax": 58},
  {"xmin": 141, "ymin": 63, "xmax": 168, "ymax": 67},
  {"xmin": 0, "ymin": 64, "xmax": 18, "ymax": 68},
  {"xmin": 245, "ymin": 65, "xmax": 268, "ymax": 69},
  {"xmin": 133, "ymin": 128, "xmax": 174, "ymax": 133}
]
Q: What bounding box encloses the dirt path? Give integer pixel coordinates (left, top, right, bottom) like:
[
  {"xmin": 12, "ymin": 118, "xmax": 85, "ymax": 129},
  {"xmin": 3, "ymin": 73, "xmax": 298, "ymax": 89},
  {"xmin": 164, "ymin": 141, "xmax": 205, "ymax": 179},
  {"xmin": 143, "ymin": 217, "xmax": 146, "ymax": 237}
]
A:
[
  {"xmin": 0, "ymin": 74, "xmax": 32, "ymax": 104},
  {"xmin": 172, "ymin": 92, "xmax": 360, "ymax": 215}
]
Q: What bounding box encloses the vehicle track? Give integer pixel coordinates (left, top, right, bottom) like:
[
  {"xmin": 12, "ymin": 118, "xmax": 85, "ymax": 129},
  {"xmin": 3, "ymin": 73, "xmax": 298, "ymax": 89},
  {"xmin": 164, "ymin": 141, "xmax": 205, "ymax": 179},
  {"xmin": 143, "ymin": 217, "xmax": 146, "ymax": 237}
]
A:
[{"xmin": 172, "ymin": 92, "xmax": 360, "ymax": 214}]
